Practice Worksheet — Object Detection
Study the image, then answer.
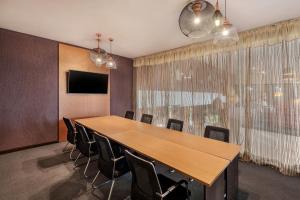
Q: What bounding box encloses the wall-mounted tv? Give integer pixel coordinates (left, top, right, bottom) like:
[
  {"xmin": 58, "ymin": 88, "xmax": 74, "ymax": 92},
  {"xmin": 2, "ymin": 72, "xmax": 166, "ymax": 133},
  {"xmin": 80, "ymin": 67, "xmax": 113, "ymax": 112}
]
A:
[{"xmin": 67, "ymin": 70, "xmax": 108, "ymax": 94}]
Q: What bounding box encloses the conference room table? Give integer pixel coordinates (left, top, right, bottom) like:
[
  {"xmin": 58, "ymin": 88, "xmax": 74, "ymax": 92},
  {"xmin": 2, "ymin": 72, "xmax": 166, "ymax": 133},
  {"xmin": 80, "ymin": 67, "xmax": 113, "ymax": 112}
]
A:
[{"xmin": 76, "ymin": 115, "xmax": 240, "ymax": 200}]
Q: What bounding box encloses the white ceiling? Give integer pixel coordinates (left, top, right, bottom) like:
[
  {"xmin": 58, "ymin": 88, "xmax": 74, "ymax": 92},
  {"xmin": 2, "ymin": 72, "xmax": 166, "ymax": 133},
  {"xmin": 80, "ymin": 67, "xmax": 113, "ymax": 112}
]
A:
[{"xmin": 0, "ymin": 0, "xmax": 300, "ymax": 58}]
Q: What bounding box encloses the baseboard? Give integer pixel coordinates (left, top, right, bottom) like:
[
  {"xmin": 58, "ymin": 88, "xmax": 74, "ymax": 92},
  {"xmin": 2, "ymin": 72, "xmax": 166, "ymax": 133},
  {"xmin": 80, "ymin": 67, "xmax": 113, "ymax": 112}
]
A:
[{"xmin": 0, "ymin": 141, "xmax": 59, "ymax": 155}]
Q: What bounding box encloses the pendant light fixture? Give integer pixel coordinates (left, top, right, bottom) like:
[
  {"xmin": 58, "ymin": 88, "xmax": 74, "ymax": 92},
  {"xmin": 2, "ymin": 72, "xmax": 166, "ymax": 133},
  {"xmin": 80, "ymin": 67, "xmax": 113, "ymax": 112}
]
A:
[
  {"xmin": 213, "ymin": 0, "xmax": 223, "ymax": 27},
  {"xmin": 179, "ymin": 0, "xmax": 215, "ymax": 38},
  {"xmin": 90, "ymin": 33, "xmax": 106, "ymax": 67},
  {"xmin": 213, "ymin": 0, "xmax": 239, "ymax": 44},
  {"xmin": 105, "ymin": 38, "xmax": 117, "ymax": 69},
  {"xmin": 89, "ymin": 33, "xmax": 117, "ymax": 70}
]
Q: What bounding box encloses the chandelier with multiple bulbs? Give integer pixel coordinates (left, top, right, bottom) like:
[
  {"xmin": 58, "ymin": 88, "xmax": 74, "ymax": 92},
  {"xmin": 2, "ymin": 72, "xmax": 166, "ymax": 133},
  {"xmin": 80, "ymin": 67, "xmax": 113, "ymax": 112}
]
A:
[
  {"xmin": 90, "ymin": 33, "xmax": 117, "ymax": 69},
  {"xmin": 179, "ymin": 0, "xmax": 239, "ymax": 43}
]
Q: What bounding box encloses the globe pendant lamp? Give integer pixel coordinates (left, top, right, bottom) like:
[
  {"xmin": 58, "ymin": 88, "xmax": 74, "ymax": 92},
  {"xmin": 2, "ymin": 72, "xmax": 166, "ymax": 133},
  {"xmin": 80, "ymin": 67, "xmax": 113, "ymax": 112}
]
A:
[
  {"xmin": 213, "ymin": 0, "xmax": 223, "ymax": 27},
  {"xmin": 213, "ymin": 0, "xmax": 239, "ymax": 44},
  {"xmin": 105, "ymin": 38, "xmax": 117, "ymax": 69},
  {"xmin": 179, "ymin": 0, "xmax": 215, "ymax": 38},
  {"xmin": 90, "ymin": 33, "xmax": 106, "ymax": 67}
]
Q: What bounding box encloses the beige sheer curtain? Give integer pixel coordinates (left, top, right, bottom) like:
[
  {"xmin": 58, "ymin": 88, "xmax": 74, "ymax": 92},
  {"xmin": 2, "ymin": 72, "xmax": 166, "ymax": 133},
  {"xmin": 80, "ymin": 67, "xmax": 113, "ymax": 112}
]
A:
[{"xmin": 134, "ymin": 19, "xmax": 300, "ymax": 175}]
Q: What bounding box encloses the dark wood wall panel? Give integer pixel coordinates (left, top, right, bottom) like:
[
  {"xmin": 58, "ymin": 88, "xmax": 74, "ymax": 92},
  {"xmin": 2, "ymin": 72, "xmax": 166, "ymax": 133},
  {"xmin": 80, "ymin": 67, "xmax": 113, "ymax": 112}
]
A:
[
  {"xmin": 0, "ymin": 29, "xmax": 58, "ymax": 152},
  {"xmin": 110, "ymin": 55, "xmax": 133, "ymax": 117}
]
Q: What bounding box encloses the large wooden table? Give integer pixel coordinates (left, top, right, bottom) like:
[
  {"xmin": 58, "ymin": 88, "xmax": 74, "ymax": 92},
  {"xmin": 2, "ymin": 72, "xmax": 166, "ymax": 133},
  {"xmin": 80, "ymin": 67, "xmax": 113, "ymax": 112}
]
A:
[{"xmin": 76, "ymin": 116, "xmax": 240, "ymax": 200}]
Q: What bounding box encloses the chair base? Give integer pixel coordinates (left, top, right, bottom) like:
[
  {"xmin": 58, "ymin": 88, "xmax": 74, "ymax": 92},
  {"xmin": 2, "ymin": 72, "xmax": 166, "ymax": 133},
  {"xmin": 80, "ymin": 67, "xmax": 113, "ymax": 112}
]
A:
[
  {"xmin": 91, "ymin": 171, "xmax": 116, "ymax": 200},
  {"xmin": 92, "ymin": 171, "xmax": 111, "ymax": 189},
  {"xmin": 62, "ymin": 142, "xmax": 78, "ymax": 161},
  {"xmin": 62, "ymin": 142, "xmax": 71, "ymax": 152},
  {"xmin": 83, "ymin": 157, "xmax": 97, "ymax": 178}
]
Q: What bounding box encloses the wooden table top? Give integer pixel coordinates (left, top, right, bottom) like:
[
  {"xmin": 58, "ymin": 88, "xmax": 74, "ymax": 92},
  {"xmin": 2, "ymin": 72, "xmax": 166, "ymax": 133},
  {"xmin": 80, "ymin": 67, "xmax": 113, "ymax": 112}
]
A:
[
  {"xmin": 133, "ymin": 122, "xmax": 240, "ymax": 161},
  {"xmin": 76, "ymin": 116, "xmax": 135, "ymax": 135},
  {"xmin": 110, "ymin": 130, "xmax": 229, "ymax": 186},
  {"xmin": 76, "ymin": 116, "xmax": 240, "ymax": 161},
  {"xmin": 75, "ymin": 115, "xmax": 240, "ymax": 186}
]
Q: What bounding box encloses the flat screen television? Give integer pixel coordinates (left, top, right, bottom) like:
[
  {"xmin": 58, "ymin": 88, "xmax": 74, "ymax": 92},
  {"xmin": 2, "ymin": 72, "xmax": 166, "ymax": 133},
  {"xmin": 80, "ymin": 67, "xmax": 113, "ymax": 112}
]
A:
[{"xmin": 67, "ymin": 70, "xmax": 108, "ymax": 94}]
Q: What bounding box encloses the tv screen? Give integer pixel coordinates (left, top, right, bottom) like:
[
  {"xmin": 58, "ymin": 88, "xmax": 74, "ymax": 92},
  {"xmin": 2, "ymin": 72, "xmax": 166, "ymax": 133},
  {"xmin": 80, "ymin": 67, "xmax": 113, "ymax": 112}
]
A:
[{"xmin": 67, "ymin": 70, "xmax": 108, "ymax": 94}]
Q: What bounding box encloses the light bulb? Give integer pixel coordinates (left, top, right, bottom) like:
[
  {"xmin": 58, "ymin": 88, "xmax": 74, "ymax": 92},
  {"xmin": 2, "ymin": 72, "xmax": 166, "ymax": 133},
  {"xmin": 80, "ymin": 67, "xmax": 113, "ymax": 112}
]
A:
[
  {"xmin": 107, "ymin": 61, "xmax": 113, "ymax": 67},
  {"xmin": 222, "ymin": 28, "xmax": 229, "ymax": 36},
  {"xmin": 105, "ymin": 57, "xmax": 116, "ymax": 69},
  {"xmin": 96, "ymin": 58, "xmax": 102, "ymax": 63},
  {"xmin": 215, "ymin": 19, "xmax": 221, "ymax": 27},
  {"xmin": 193, "ymin": 16, "xmax": 201, "ymax": 24},
  {"xmin": 213, "ymin": 9, "xmax": 223, "ymax": 27}
]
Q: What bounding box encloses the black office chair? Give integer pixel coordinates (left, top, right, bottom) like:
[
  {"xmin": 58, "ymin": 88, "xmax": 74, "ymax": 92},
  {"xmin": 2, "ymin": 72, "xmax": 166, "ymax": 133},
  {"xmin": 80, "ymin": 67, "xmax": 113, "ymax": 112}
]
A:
[
  {"xmin": 204, "ymin": 125, "xmax": 229, "ymax": 143},
  {"xmin": 167, "ymin": 118, "xmax": 184, "ymax": 132},
  {"xmin": 137, "ymin": 113, "xmax": 155, "ymax": 164},
  {"xmin": 166, "ymin": 118, "xmax": 184, "ymax": 173},
  {"xmin": 74, "ymin": 123, "xmax": 98, "ymax": 178},
  {"xmin": 125, "ymin": 150, "xmax": 190, "ymax": 200},
  {"xmin": 62, "ymin": 117, "xmax": 77, "ymax": 159},
  {"xmin": 204, "ymin": 126, "xmax": 229, "ymax": 197},
  {"xmin": 92, "ymin": 134, "xmax": 129, "ymax": 200},
  {"xmin": 125, "ymin": 111, "xmax": 135, "ymax": 120},
  {"xmin": 141, "ymin": 114, "xmax": 153, "ymax": 124}
]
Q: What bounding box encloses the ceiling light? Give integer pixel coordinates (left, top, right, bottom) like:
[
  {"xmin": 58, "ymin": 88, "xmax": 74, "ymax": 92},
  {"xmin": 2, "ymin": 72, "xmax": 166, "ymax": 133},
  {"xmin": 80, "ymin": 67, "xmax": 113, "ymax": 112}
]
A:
[
  {"xmin": 215, "ymin": 18, "xmax": 222, "ymax": 27},
  {"xmin": 96, "ymin": 58, "xmax": 102, "ymax": 62},
  {"xmin": 106, "ymin": 57, "xmax": 116, "ymax": 69},
  {"xmin": 90, "ymin": 33, "xmax": 106, "ymax": 67},
  {"xmin": 90, "ymin": 34, "xmax": 117, "ymax": 70},
  {"xmin": 105, "ymin": 38, "xmax": 117, "ymax": 70},
  {"xmin": 179, "ymin": 0, "xmax": 215, "ymax": 38},
  {"xmin": 222, "ymin": 28, "xmax": 229, "ymax": 36},
  {"xmin": 213, "ymin": 0, "xmax": 239, "ymax": 44},
  {"xmin": 213, "ymin": 0, "xmax": 223, "ymax": 27},
  {"xmin": 194, "ymin": 16, "xmax": 201, "ymax": 24}
]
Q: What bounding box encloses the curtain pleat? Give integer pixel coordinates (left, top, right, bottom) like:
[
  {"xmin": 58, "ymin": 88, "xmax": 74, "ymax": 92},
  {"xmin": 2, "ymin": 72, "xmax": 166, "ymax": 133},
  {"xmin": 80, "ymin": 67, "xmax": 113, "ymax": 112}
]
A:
[
  {"xmin": 134, "ymin": 18, "xmax": 300, "ymax": 67},
  {"xmin": 134, "ymin": 37, "xmax": 300, "ymax": 175}
]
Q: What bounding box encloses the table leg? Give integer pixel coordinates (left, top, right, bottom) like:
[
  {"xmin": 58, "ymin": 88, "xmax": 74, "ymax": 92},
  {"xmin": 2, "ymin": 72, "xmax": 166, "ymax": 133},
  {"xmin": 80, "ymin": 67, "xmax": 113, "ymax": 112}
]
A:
[
  {"xmin": 203, "ymin": 171, "xmax": 225, "ymax": 200},
  {"xmin": 204, "ymin": 155, "xmax": 239, "ymax": 200},
  {"xmin": 226, "ymin": 155, "xmax": 239, "ymax": 200}
]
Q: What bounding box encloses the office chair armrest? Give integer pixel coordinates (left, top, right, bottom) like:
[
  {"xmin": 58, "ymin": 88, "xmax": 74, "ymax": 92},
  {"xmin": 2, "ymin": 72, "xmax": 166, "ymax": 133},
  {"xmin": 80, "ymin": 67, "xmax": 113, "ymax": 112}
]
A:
[
  {"xmin": 157, "ymin": 180, "xmax": 189, "ymax": 198},
  {"xmin": 111, "ymin": 155, "xmax": 125, "ymax": 162}
]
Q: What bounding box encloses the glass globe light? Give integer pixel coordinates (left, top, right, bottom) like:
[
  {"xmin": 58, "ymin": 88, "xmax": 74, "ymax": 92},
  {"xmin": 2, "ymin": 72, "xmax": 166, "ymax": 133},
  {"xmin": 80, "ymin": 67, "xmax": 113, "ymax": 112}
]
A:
[
  {"xmin": 90, "ymin": 50, "xmax": 105, "ymax": 67},
  {"xmin": 213, "ymin": 19, "xmax": 239, "ymax": 44},
  {"xmin": 213, "ymin": 0, "xmax": 239, "ymax": 44},
  {"xmin": 179, "ymin": 0, "xmax": 215, "ymax": 38},
  {"xmin": 213, "ymin": 0, "xmax": 223, "ymax": 27},
  {"xmin": 105, "ymin": 38, "xmax": 117, "ymax": 70},
  {"xmin": 213, "ymin": 10, "xmax": 223, "ymax": 27},
  {"xmin": 105, "ymin": 55, "xmax": 117, "ymax": 69},
  {"xmin": 90, "ymin": 33, "xmax": 106, "ymax": 67}
]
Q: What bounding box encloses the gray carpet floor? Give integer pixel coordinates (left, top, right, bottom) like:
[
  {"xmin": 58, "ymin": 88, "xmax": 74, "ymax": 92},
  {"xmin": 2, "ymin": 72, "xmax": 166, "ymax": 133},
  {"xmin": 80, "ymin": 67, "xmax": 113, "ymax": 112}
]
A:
[{"xmin": 0, "ymin": 142, "xmax": 299, "ymax": 200}]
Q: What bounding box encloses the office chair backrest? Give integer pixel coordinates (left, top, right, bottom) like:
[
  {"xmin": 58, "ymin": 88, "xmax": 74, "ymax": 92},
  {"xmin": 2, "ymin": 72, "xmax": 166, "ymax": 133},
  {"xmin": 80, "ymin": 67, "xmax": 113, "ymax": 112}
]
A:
[
  {"xmin": 74, "ymin": 123, "xmax": 92, "ymax": 155},
  {"xmin": 125, "ymin": 111, "xmax": 135, "ymax": 120},
  {"xmin": 166, "ymin": 118, "xmax": 184, "ymax": 132},
  {"xmin": 75, "ymin": 123, "xmax": 91, "ymax": 142},
  {"xmin": 141, "ymin": 114, "xmax": 153, "ymax": 124},
  {"xmin": 63, "ymin": 117, "xmax": 74, "ymax": 133},
  {"xmin": 125, "ymin": 150, "xmax": 162, "ymax": 200},
  {"xmin": 204, "ymin": 125, "xmax": 229, "ymax": 143},
  {"xmin": 63, "ymin": 117, "xmax": 76, "ymax": 144},
  {"xmin": 94, "ymin": 134, "xmax": 115, "ymax": 179}
]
